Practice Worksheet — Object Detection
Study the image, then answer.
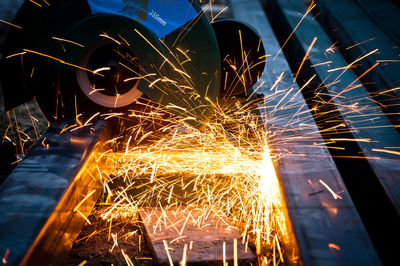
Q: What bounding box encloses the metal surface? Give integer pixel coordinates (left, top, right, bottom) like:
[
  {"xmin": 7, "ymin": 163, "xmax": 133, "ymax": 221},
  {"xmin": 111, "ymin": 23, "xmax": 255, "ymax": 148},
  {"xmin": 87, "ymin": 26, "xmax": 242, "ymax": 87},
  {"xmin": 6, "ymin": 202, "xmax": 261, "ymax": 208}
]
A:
[
  {"xmin": 230, "ymin": 0, "xmax": 381, "ymax": 265},
  {"xmin": 139, "ymin": 207, "xmax": 255, "ymax": 265},
  {"xmin": 0, "ymin": 119, "xmax": 111, "ymax": 265},
  {"xmin": 263, "ymin": 0, "xmax": 400, "ymax": 263},
  {"xmin": 354, "ymin": 0, "xmax": 400, "ymax": 44},
  {"xmin": 314, "ymin": 0, "xmax": 400, "ymax": 125}
]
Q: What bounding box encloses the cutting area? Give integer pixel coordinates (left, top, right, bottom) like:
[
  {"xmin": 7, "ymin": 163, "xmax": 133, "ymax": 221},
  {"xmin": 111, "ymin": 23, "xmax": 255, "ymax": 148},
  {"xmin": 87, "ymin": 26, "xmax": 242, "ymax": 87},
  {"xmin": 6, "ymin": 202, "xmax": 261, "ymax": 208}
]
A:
[{"xmin": 0, "ymin": 0, "xmax": 399, "ymax": 265}]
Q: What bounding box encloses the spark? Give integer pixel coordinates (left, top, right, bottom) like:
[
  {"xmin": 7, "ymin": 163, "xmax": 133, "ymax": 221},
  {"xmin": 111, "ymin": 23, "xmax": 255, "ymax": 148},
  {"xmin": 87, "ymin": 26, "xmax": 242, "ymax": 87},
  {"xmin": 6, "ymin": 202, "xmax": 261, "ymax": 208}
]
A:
[
  {"xmin": 234, "ymin": 238, "xmax": 238, "ymax": 266},
  {"xmin": 174, "ymin": 68, "xmax": 191, "ymax": 78},
  {"xmin": 270, "ymin": 72, "xmax": 284, "ymax": 91},
  {"xmin": 84, "ymin": 112, "xmax": 100, "ymax": 126},
  {"xmin": 0, "ymin": 19, "xmax": 22, "ymax": 29},
  {"xmin": 328, "ymin": 243, "xmax": 341, "ymax": 251},
  {"xmin": 330, "ymin": 138, "xmax": 371, "ymax": 143},
  {"xmin": 136, "ymin": 256, "xmax": 152, "ymax": 260},
  {"xmin": 76, "ymin": 209, "xmax": 91, "ymax": 224},
  {"xmin": 121, "ymin": 249, "xmax": 134, "ymax": 266},
  {"xmin": 124, "ymin": 73, "xmax": 156, "ymax": 82},
  {"xmin": 329, "ymin": 62, "xmax": 380, "ymax": 102},
  {"xmin": 163, "ymin": 240, "xmax": 174, "ymax": 266},
  {"xmin": 41, "ymin": 137, "xmax": 49, "ymax": 149},
  {"xmin": 211, "ymin": 6, "xmax": 229, "ymax": 22},
  {"xmin": 93, "ymin": 67, "xmax": 110, "ymax": 74},
  {"xmin": 77, "ymin": 260, "xmax": 87, "ymax": 266},
  {"xmin": 70, "ymin": 123, "xmax": 93, "ymax": 132},
  {"xmin": 319, "ymin": 180, "xmax": 343, "ymax": 200},
  {"xmin": 52, "ymin": 36, "xmax": 84, "ymax": 47},
  {"xmin": 376, "ymin": 59, "xmax": 400, "ymax": 63},
  {"xmin": 117, "ymin": 34, "xmax": 130, "ymax": 46},
  {"xmin": 99, "ymin": 33, "xmax": 121, "ymax": 45},
  {"xmin": 74, "ymin": 190, "xmax": 97, "ymax": 212},
  {"xmin": 5, "ymin": 51, "xmax": 26, "ymax": 59},
  {"xmin": 179, "ymin": 210, "xmax": 191, "ymax": 235},
  {"xmin": 223, "ymin": 241, "xmax": 226, "ymax": 265},
  {"xmin": 378, "ymin": 87, "xmax": 400, "ymax": 95},
  {"xmin": 274, "ymin": 0, "xmax": 316, "ymax": 60},
  {"xmin": 294, "ymin": 37, "xmax": 317, "ymax": 82},
  {"xmin": 180, "ymin": 243, "xmax": 188, "ymax": 266},
  {"xmin": 372, "ymin": 148, "xmax": 400, "ymax": 156},
  {"xmin": 310, "ymin": 61, "xmax": 332, "ymax": 67},
  {"xmin": 134, "ymin": 29, "xmax": 176, "ymax": 70},
  {"xmin": 23, "ymin": 49, "xmax": 104, "ymax": 76},
  {"xmin": 324, "ymin": 42, "xmax": 336, "ymax": 55},
  {"xmin": 2, "ymin": 248, "xmax": 10, "ymax": 264},
  {"xmin": 60, "ymin": 124, "xmax": 77, "ymax": 134},
  {"xmin": 176, "ymin": 47, "xmax": 191, "ymax": 62},
  {"xmin": 239, "ymin": 29, "xmax": 246, "ymax": 84},
  {"xmin": 346, "ymin": 38, "xmax": 375, "ymax": 50},
  {"xmin": 29, "ymin": 0, "xmax": 42, "ymax": 7}
]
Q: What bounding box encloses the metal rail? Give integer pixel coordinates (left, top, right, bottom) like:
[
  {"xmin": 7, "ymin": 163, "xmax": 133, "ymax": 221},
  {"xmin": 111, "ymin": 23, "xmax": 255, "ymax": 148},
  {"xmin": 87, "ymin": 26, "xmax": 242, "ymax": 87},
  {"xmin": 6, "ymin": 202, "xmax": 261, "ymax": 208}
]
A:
[
  {"xmin": 230, "ymin": 0, "xmax": 383, "ymax": 265},
  {"xmin": 0, "ymin": 119, "xmax": 111, "ymax": 265},
  {"xmin": 262, "ymin": 0, "xmax": 400, "ymax": 264},
  {"xmin": 314, "ymin": 0, "xmax": 400, "ymax": 125}
]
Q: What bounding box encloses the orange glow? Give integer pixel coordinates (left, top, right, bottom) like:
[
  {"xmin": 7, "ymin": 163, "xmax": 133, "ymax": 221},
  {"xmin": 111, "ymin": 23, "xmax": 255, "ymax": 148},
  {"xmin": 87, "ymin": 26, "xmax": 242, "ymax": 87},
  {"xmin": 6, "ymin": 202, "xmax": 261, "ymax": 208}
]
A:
[
  {"xmin": 294, "ymin": 37, "xmax": 317, "ymax": 82},
  {"xmin": 319, "ymin": 180, "xmax": 343, "ymax": 200},
  {"xmin": 2, "ymin": 248, "xmax": 10, "ymax": 264},
  {"xmin": 99, "ymin": 106, "xmax": 290, "ymax": 264},
  {"xmin": 328, "ymin": 243, "xmax": 341, "ymax": 251},
  {"xmin": 41, "ymin": 137, "xmax": 49, "ymax": 149}
]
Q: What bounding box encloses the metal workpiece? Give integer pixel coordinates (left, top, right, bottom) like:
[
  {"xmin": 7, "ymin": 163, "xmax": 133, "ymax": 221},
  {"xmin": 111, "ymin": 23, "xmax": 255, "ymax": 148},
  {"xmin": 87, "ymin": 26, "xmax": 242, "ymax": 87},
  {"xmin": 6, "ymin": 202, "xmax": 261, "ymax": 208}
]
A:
[
  {"xmin": 264, "ymin": 0, "xmax": 400, "ymax": 264},
  {"xmin": 313, "ymin": 0, "xmax": 400, "ymax": 125},
  {"xmin": 231, "ymin": 0, "xmax": 381, "ymax": 265},
  {"xmin": 0, "ymin": 119, "xmax": 112, "ymax": 265},
  {"xmin": 265, "ymin": 0, "xmax": 400, "ymax": 213},
  {"xmin": 139, "ymin": 207, "xmax": 256, "ymax": 265}
]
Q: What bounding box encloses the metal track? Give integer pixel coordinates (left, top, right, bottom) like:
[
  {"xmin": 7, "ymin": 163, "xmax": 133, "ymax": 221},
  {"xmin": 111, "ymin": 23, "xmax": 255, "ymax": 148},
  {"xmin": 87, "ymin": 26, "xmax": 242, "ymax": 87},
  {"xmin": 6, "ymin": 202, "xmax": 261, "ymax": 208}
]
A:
[
  {"xmin": 231, "ymin": 0, "xmax": 382, "ymax": 265},
  {"xmin": 0, "ymin": 119, "xmax": 111, "ymax": 265},
  {"xmin": 262, "ymin": 0, "xmax": 400, "ymax": 264}
]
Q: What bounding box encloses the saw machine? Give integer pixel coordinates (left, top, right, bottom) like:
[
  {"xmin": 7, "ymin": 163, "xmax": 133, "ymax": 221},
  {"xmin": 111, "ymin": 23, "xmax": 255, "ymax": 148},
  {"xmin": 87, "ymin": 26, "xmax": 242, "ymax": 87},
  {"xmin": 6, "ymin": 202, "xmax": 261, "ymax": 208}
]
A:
[{"xmin": 0, "ymin": 0, "xmax": 265, "ymax": 132}]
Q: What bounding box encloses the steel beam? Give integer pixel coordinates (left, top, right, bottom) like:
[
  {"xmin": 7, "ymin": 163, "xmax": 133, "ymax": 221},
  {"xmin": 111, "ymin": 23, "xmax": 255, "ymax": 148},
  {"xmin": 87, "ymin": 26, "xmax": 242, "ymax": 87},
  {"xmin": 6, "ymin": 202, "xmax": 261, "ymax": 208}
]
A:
[
  {"xmin": 0, "ymin": 119, "xmax": 111, "ymax": 265},
  {"xmin": 314, "ymin": 0, "xmax": 400, "ymax": 125},
  {"xmin": 230, "ymin": 0, "xmax": 381, "ymax": 265},
  {"xmin": 263, "ymin": 0, "xmax": 400, "ymax": 263}
]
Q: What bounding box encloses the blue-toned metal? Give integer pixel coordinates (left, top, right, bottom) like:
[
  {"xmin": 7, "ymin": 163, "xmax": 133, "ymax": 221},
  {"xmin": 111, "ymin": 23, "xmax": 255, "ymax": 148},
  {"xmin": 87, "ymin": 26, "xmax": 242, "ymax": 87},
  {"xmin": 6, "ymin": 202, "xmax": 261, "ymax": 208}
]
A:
[
  {"xmin": 231, "ymin": 0, "xmax": 381, "ymax": 265},
  {"xmin": 263, "ymin": 0, "xmax": 399, "ymax": 264},
  {"xmin": 314, "ymin": 0, "xmax": 400, "ymax": 128},
  {"xmin": 0, "ymin": 119, "xmax": 111, "ymax": 265}
]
